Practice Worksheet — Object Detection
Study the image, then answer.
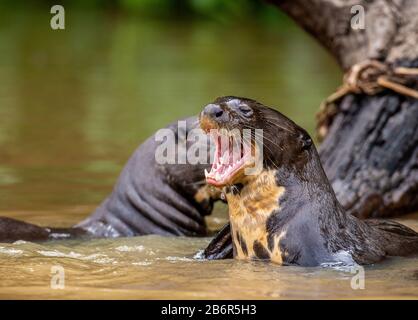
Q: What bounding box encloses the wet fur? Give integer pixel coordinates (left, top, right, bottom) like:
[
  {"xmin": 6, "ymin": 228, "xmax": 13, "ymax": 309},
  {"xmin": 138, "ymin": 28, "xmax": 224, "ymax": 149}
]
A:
[
  {"xmin": 226, "ymin": 170, "xmax": 286, "ymax": 263},
  {"xmin": 0, "ymin": 117, "xmax": 220, "ymax": 243},
  {"xmin": 202, "ymin": 96, "xmax": 418, "ymax": 266}
]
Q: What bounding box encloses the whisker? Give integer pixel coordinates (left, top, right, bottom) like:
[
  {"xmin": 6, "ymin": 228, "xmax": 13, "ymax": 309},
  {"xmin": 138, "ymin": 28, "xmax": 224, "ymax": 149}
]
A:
[
  {"xmin": 262, "ymin": 118, "xmax": 294, "ymax": 133},
  {"xmin": 241, "ymin": 133, "xmax": 280, "ymax": 171},
  {"xmin": 239, "ymin": 123, "xmax": 284, "ymax": 152}
]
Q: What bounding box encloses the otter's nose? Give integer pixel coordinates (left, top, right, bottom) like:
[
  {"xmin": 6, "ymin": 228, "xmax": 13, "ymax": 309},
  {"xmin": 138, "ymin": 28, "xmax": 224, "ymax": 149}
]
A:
[{"xmin": 202, "ymin": 104, "xmax": 228, "ymax": 122}]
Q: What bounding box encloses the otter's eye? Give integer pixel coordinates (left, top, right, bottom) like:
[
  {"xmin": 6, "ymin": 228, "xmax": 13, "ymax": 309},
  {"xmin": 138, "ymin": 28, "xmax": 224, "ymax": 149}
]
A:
[
  {"xmin": 238, "ymin": 104, "xmax": 253, "ymax": 116},
  {"xmin": 300, "ymin": 133, "xmax": 312, "ymax": 150}
]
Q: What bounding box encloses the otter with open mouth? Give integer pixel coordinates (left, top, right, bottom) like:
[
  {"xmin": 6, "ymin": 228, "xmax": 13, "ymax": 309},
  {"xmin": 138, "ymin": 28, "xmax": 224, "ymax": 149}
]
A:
[{"xmin": 200, "ymin": 96, "xmax": 418, "ymax": 266}]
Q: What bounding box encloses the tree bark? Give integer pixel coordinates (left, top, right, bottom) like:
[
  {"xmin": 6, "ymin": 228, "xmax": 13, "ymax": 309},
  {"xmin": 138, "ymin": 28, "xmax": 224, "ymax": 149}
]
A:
[
  {"xmin": 268, "ymin": 0, "xmax": 418, "ymax": 218},
  {"xmin": 202, "ymin": 0, "xmax": 418, "ymax": 260}
]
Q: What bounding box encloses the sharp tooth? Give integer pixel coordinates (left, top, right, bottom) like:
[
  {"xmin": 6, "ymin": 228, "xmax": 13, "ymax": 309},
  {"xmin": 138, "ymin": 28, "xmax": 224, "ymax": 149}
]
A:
[
  {"xmin": 220, "ymin": 153, "xmax": 227, "ymax": 164},
  {"xmin": 215, "ymin": 172, "xmax": 221, "ymax": 181},
  {"xmin": 204, "ymin": 169, "xmax": 209, "ymax": 178}
]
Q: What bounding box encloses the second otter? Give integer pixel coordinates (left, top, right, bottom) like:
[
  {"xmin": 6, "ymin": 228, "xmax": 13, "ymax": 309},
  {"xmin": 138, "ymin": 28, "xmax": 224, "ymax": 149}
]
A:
[{"xmin": 200, "ymin": 96, "xmax": 418, "ymax": 266}]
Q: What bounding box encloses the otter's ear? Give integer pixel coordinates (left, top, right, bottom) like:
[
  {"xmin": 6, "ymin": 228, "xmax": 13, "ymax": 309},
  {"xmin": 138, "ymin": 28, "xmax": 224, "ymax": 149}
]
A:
[{"xmin": 299, "ymin": 132, "xmax": 312, "ymax": 151}]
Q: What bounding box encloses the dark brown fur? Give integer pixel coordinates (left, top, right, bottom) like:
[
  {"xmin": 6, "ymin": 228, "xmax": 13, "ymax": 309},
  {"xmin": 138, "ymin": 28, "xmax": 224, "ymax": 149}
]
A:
[
  {"xmin": 0, "ymin": 117, "xmax": 220, "ymax": 243},
  {"xmin": 201, "ymin": 96, "xmax": 418, "ymax": 266}
]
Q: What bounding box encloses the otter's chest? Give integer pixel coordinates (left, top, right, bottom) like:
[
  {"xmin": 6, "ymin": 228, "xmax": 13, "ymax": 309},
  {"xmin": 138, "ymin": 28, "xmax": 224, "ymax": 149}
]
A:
[{"xmin": 226, "ymin": 171, "xmax": 286, "ymax": 264}]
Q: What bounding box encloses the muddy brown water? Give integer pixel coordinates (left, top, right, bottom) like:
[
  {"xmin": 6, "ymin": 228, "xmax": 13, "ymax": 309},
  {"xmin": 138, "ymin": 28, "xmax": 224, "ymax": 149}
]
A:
[{"xmin": 0, "ymin": 9, "xmax": 416, "ymax": 299}]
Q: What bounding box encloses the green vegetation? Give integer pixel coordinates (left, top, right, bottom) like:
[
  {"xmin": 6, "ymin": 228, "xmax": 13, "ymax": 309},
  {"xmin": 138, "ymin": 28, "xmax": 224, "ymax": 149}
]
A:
[{"xmin": 1, "ymin": 0, "xmax": 283, "ymax": 22}]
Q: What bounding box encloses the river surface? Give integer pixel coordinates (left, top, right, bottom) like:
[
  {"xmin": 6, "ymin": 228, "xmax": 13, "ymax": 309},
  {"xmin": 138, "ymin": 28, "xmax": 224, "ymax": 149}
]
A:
[{"xmin": 0, "ymin": 8, "xmax": 417, "ymax": 299}]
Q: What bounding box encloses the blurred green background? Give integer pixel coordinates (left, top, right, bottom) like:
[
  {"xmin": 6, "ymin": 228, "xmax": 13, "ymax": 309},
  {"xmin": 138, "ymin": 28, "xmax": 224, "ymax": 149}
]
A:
[
  {"xmin": 0, "ymin": 0, "xmax": 341, "ymax": 224},
  {"xmin": 0, "ymin": 0, "xmax": 296, "ymax": 21}
]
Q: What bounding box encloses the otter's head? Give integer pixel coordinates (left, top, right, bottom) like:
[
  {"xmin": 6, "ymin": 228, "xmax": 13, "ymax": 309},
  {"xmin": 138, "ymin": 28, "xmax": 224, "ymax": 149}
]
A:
[{"xmin": 200, "ymin": 96, "xmax": 313, "ymax": 188}]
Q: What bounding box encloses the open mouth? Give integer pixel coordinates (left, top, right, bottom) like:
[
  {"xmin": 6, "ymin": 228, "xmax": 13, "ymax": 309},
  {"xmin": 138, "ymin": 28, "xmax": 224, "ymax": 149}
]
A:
[{"xmin": 204, "ymin": 129, "xmax": 254, "ymax": 187}]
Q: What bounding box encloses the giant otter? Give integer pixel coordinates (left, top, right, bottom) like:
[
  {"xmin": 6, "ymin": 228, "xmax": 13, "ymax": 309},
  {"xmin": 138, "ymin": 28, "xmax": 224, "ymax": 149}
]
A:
[
  {"xmin": 200, "ymin": 96, "xmax": 418, "ymax": 266},
  {"xmin": 0, "ymin": 117, "xmax": 220, "ymax": 242}
]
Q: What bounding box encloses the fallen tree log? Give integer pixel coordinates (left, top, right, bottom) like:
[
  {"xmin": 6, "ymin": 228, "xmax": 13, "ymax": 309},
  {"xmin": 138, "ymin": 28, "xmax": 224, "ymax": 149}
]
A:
[
  {"xmin": 269, "ymin": 0, "xmax": 418, "ymax": 218},
  {"xmin": 203, "ymin": 0, "xmax": 418, "ymax": 259}
]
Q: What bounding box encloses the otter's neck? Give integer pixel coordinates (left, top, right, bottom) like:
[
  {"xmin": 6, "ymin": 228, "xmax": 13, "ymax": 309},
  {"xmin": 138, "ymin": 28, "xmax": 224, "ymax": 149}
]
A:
[
  {"xmin": 225, "ymin": 153, "xmax": 346, "ymax": 264},
  {"xmin": 225, "ymin": 170, "xmax": 286, "ymax": 263}
]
